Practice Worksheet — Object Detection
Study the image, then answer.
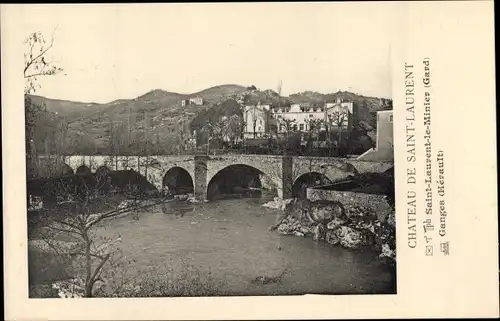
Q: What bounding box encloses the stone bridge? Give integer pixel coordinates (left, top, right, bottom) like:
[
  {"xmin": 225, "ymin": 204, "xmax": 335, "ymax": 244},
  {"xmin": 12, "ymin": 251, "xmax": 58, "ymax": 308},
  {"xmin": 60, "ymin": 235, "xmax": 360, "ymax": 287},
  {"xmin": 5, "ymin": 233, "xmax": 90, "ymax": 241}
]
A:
[{"xmin": 36, "ymin": 154, "xmax": 393, "ymax": 201}]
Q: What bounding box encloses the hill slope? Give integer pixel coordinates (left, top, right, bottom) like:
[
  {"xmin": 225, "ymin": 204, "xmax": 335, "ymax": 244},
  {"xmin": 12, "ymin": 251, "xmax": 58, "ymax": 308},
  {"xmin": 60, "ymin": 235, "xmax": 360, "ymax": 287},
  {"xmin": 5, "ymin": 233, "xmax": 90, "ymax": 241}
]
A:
[
  {"xmin": 28, "ymin": 85, "xmax": 391, "ymax": 155},
  {"xmin": 28, "ymin": 84, "xmax": 249, "ymax": 154}
]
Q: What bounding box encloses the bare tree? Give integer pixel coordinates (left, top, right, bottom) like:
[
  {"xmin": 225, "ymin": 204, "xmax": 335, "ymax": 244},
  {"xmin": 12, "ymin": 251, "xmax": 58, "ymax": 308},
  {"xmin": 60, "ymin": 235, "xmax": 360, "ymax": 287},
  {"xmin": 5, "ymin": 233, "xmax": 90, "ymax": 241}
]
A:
[
  {"xmin": 279, "ymin": 118, "xmax": 296, "ymax": 139},
  {"xmin": 36, "ymin": 170, "xmax": 166, "ymax": 297},
  {"xmin": 327, "ymin": 110, "xmax": 349, "ymax": 155},
  {"xmin": 218, "ymin": 114, "xmax": 243, "ymax": 146},
  {"xmin": 24, "ymin": 29, "xmax": 64, "ymax": 94},
  {"xmin": 305, "ymin": 118, "xmax": 324, "ymax": 154},
  {"xmin": 24, "ymin": 29, "xmax": 63, "ymax": 180},
  {"xmin": 251, "ymin": 106, "xmax": 258, "ymax": 138}
]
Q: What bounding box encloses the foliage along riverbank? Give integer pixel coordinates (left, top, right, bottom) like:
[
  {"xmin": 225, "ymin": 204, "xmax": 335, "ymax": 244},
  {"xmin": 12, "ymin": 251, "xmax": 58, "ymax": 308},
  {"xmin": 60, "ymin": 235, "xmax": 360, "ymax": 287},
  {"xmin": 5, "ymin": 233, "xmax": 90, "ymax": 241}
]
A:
[
  {"xmin": 263, "ymin": 197, "xmax": 396, "ymax": 267},
  {"xmin": 28, "ymin": 196, "xmax": 221, "ymax": 298}
]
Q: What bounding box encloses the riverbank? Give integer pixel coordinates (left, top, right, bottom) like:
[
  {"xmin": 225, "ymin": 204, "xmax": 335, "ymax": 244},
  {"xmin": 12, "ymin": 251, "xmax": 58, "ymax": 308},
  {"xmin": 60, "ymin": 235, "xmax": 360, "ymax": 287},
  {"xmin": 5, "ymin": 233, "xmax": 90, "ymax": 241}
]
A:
[
  {"xmin": 29, "ymin": 194, "xmax": 396, "ymax": 297},
  {"xmin": 263, "ymin": 197, "xmax": 396, "ymax": 267}
]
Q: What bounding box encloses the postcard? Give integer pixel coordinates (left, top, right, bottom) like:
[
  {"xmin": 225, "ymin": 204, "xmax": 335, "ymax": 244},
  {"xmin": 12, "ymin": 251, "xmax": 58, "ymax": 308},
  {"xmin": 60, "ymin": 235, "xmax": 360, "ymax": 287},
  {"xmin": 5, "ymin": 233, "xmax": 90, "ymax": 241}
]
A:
[{"xmin": 2, "ymin": 1, "xmax": 498, "ymax": 319}]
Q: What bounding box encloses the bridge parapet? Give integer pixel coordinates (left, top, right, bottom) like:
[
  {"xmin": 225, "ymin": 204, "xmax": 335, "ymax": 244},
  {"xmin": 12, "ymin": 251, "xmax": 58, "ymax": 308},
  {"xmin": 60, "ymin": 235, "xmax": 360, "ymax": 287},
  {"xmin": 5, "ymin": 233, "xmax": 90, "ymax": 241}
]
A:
[{"xmin": 36, "ymin": 154, "xmax": 393, "ymax": 201}]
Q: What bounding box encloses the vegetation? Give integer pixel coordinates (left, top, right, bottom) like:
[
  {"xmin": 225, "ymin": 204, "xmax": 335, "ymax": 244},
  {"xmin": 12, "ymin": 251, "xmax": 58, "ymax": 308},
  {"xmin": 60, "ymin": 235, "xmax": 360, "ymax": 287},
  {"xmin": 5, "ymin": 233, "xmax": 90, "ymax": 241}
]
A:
[
  {"xmin": 28, "ymin": 168, "xmax": 228, "ymax": 298},
  {"xmin": 29, "ymin": 83, "xmax": 391, "ymax": 157},
  {"xmin": 24, "ymin": 30, "xmax": 64, "ymax": 180},
  {"xmin": 29, "ymin": 168, "xmax": 167, "ymax": 297}
]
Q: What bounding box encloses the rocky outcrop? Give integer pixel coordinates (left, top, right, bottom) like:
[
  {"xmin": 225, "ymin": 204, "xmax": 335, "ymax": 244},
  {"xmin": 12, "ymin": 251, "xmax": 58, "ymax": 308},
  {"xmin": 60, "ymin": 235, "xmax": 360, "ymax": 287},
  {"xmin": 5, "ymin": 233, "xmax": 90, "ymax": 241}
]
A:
[
  {"xmin": 270, "ymin": 198, "xmax": 396, "ymax": 263},
  {"xmin": 312, "ymin": 223, "xmax": 326, "ymax": 241},
  {"xmin": 276, "ymin": 215, "xmax": 312, "ymax": 237},
  {"xmin": 386, "ymin": 210, "xmax": 396, "ymax": 228}
]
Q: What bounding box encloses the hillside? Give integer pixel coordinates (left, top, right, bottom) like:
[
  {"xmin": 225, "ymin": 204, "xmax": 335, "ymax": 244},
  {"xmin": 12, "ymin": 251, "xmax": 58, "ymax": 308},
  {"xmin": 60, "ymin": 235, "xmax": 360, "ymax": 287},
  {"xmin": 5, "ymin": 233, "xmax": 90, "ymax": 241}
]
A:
[
  {"xmin": 28, "ymin": 95, "xmax": 106, "ymax": 122},
  {"xmin": 28, "ymin": 84, "xmax": 249, "ymax": 155},
  {"xmin": 28, "ymin": 85, "xmax": 391, "ymax": 155},
  {"xmin": 190, "ymin": 84, "xmax": 247, "ymax": 102}
]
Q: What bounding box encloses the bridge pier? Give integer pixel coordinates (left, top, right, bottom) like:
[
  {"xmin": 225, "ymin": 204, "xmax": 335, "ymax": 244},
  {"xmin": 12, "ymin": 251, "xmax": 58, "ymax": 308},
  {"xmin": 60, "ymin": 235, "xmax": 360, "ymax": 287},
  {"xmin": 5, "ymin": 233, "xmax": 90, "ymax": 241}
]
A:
[
  {"xmin": 194, "ymin": 156, "xmax": 209, "ymax": 201},
  {"xmin": 280, "ymin": 156, "xmax": 293, "ymax": 199}
]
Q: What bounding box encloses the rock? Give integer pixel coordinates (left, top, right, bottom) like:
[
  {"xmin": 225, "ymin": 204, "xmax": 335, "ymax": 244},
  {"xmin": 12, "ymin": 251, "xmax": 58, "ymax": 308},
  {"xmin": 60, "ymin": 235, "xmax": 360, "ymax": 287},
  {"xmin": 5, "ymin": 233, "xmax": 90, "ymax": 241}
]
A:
[
  {"xmin": 373, "ymin": 221, "xmax": 396, "ymax": 249},
  {"xmin": 350, "ymin": 219, "xmax": 375, "ymax": 234},
  {"xmin": 379, "ymin": 243, "xmax": 396, "ymax": 260},
  {"xmin": 293, "ymin": 231, "xmax": 305, "ymax": 237},
  {"xmin": 327, "ymin": 217, "xmax": 346, "ymax": 230},
  {"xmin": 312, "ymin": 224, "xmax": 326, "ymax": 241},
  {"xmin": 310, "ymin": 202, "xmax": 345, "ymax": 223},
  {"xmin": 344, "ymin": 205, "xmax": 378, "ymax": 221},
  {"xmin": 325, "ymin": 230, "xmax": 340, "ymax": 245},
  {"xmin": 299, "ymin": 226, "xmax": 311, "ymax": 234},
  {"xmin": 277, "ymin": 218, "xmax": 297, "ymax": 235},
  {"xmin": 386, "ymin": 210, "xmax": 396, "ymax": 227},
  {"xmin": 335, "ymin": 226, "xmax": 365, "ymax": 249}
]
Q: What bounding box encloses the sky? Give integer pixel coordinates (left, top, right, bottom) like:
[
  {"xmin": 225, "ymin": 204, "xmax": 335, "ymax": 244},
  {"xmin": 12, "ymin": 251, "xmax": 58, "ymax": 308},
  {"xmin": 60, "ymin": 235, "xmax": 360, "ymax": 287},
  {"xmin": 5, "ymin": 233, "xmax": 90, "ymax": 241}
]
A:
[{"xmin": 17, "ymin": 3, "xmax": 394, "ymax": 103}]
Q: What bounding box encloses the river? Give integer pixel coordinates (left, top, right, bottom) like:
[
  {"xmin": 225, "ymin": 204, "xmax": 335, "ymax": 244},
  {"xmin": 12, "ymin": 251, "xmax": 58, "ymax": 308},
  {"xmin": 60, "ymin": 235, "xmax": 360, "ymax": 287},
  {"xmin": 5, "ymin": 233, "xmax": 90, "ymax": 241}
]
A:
[{"xmin": 91, "ymin": 194, "xmax": 396, "ymax": 296}]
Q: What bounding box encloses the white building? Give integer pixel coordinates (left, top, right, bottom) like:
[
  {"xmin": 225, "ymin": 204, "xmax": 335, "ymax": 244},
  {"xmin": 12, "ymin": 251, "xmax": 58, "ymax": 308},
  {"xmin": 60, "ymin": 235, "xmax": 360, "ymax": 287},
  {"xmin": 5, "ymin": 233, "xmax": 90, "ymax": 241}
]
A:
[
  {"xmin": 243, "ymin": 102, "xmax": 271, "ymax": 139},
  {"xmin": 357, "ymin": 110, "xmax": 393, "ymax": 161},
  {"xmin": 181, "ymin": 97, "xmax": 204, "ymax": 107},
  {"xmin": 272, "ymin": 103, "xmax": 324, "ymax": 133},
  {"xmin": 189, "ymin": 97, "xmax": 204, "ymax": 105},
  {"xmin": 270, "ymin": 97, "xmax": 355, "ymax": 133}
]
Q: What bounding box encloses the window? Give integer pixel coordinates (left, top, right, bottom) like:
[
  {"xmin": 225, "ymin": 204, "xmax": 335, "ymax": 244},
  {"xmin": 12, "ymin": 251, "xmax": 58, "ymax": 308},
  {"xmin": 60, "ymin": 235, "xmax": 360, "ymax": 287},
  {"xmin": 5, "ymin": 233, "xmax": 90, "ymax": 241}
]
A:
[
  {"xmin": 389, "ymin": 115, "xmax": 393, "ymax": 123},
  {"xmin": 309, "ymin": 114, "xmax": 314, "ymax": 118},
  {"xmin": 293, "ymin": 124, "xmax": 298, "ymax": 131},
  {"xmin": 299, "ymin": 124, "xmax": 304, "ymax": 131}
]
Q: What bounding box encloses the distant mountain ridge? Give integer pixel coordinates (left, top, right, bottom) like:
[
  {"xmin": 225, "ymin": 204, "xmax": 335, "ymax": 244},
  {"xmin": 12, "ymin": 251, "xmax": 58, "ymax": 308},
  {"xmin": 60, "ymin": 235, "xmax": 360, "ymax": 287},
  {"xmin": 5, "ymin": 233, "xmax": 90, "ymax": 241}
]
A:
[{"xmin": 27, "ymin": 84, "xmax": 391, "ymax": 155}]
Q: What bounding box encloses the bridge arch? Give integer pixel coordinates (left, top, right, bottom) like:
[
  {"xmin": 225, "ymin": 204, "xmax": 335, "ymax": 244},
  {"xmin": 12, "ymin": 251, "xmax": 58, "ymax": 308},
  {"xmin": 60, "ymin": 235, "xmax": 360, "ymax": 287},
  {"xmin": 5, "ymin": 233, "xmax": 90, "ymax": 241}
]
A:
[
  {"xmin": 75, "ymin": 165, "xmax": 92, "ymax": 175},
  {"xmin": 206, "ymin": 164, "xmax": 278, "ymax": 200},
  {"xmin": 162, "ymin": 166, "xmax": 194, "ymax": 196},
  {"xmin": 292, "ymin": 172, "xmax": 332, "ymax": 199}
]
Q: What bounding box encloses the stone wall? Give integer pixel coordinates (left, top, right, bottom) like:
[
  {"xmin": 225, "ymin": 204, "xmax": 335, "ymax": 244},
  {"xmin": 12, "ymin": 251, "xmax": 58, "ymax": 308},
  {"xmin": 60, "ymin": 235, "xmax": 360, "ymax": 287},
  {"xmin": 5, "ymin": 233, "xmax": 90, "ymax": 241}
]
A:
[
  {"xmin": 292, "ymin": 156, "xmax": 393, "ymax": 184},
  {"xmin": 307, "ymin": 187, "xmax": 393, "ymax": 222}
]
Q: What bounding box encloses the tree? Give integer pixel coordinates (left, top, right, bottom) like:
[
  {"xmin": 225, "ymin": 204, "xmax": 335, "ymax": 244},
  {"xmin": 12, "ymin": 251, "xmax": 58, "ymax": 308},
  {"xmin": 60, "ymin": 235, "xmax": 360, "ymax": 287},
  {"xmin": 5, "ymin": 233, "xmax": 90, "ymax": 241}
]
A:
[
  {"xmin": 24, "ymin": 30, "xmax": 63, "ymax": 180},
  {"xmin": 251, "ymin": 107, "xmax": 258, "ymax": 139},
  {"xmin": 201, "ymin": 122, "xmax": 220, "ymax": 154},
  {"xmin": 305, "ymin": 118, "xmax": 324, "ymax": 154},
  {"xmin": 327, "ymin": 110, "xmax": 349, "ymax": 154},
  {"xmin": 222, "ymin": 114, "xmax": 244, "ymax": 145},
  {"xmin": 279, "ymin": 118, "xmax": 296, "ymax": 138},
  {"xmin": 35, "ymin": 168, "xmax": 165, "ymax": 297},
  {"xmin": 24, "ymin": 30, "xmax": 63, "ymax": 94}
]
